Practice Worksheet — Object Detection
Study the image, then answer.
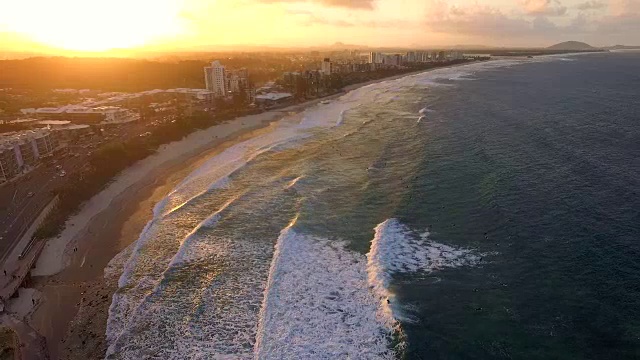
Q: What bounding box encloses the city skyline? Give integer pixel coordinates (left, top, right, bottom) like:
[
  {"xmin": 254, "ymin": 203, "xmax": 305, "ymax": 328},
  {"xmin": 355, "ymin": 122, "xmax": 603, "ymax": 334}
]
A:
[{"xmin": 1, "ymin": 0, "xmax": 639, "ymax": 55}]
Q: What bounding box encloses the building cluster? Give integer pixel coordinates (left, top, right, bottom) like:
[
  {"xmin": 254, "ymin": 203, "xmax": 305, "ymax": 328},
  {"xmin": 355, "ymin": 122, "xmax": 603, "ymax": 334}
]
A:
[
  {"xmin": 367, "ymin": 50, "xmax": 464, "ymax": 68},
  {"xmin": 0, "ymin": 123, "xmax": 95, "ymax": 183},
  {"xmin": 204, "ymin": 61, "xmax": 255, "ymax": 102},
  {"xmin": 20, "ymin": 105, "xmax": 138, "ymax": 125},
  {"xmin": 270, "ymin": 49, "xmax": 469, "ymax": 100},
  {"xmin": 311, "ymin": 50, "xmax": 467, "ymax": 76}
]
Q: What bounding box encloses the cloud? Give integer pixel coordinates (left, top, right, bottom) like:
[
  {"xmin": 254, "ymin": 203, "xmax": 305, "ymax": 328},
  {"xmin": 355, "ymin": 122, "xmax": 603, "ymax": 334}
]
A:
[
  {"xmin": 256, "ymin": 0, "xmax": 375, "ymax": 10},
  {"xmin": 608, "ymin": 0, "xmax": 640, "ymax": 16},
  {"xmin": 576, "ymin": 1, "xmax": 606, "ymax": 10},
  {"xmin": 303, "ymin": 15, "xmax": 357, "ymax": 27},
  {"xmin": 267, "ymin": 0, "xmax": 640, "ymax": 46},
  {"xmin": 521, "ymin": 0, "xmax": 567, "ymax": 16},
  {"xmin": 287, "ymin": 10, "xmax": 399, "ymax": 28},
  {"xmin": 424, "ymin": 1, "xmax": 533, "ymax": 36}
]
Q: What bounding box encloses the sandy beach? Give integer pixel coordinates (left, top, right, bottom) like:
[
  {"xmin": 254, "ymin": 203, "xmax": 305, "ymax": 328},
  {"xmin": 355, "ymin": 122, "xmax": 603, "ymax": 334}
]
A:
[{"xmin": 19, "ymin": 62, "xmax": 481, "ymax": 359}]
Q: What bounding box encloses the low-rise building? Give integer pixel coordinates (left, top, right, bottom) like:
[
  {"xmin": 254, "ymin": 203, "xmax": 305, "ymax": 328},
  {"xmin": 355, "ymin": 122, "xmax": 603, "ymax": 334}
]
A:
[
  {"xmin": 254, "ymin": 92, "xmax": 293, "ymax": 107},
  {"xmin": 37, "ymin": 120, "xmax": 72, "ymax": 129},
  {"xmin": 33, "ymin": 105, "xmax": 138, "ymax": 125},
  {"xmin": 53, "ymin": 124, "xmax": 94, "ymax": 145},
  {"xmin": 0, "ymin": 145, "xmax": 21, "ymax": 183},
  {"xmin": 226, "ymin": 68, "xmax": 249, "ymax": 94},
  {"xmin": 447, "ymin": 51, "xmax": 464, "ymax": 60}
]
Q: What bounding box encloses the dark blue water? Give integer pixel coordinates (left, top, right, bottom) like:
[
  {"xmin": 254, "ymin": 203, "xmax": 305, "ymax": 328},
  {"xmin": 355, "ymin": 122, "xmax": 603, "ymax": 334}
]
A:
[{"xmin": 394, "ymin": 53, "xmax": 640, "ymax": 359}]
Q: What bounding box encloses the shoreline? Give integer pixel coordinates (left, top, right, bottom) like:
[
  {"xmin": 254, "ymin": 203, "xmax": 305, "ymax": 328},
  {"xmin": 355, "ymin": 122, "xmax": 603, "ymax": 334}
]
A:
[{"xmin": 23, "ymin": 60, "xmax": 484, "ymax": 359}]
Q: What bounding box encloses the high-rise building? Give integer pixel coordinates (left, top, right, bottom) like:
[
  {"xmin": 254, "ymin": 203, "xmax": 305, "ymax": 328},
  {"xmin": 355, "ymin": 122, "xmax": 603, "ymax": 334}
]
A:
[
  {"xmin": 383, "ymin": 54, "xmax": 402, "ymax": 67},
  {"xmin": 204, "ymin": 60, "xmax": 227, "ymax": 97},
  {"xmin": 368, "ymin": 52, "xmax": 383, "ymax": 64},
  {"xmin": 321, "ymin": 58, "xmax": 333, "ymax": 75},
  {"xmin": 406, "ymin": 52, "xmax": 417, "ymax": 63},
  {"xmin": 415, "ymin": 51, "xmax": 428, "ymax": 63}
]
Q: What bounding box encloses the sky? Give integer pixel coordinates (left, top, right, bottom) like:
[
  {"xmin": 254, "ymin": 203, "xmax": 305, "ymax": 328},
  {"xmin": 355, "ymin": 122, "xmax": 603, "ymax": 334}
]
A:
[{"xmin": 0, "ymin": 0, "xmax": 639, "ymax": 54}]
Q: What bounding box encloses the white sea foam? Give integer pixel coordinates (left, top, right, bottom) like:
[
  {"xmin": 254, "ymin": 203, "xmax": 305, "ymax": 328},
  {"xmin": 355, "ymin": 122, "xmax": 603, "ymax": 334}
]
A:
[
  {"xmin": 336, "ymin": 109, "xmax": 346, "ymax": 126},
  {"xmin": 106, "ymin": 213, "xmax": 276, "ymax": 359},
  {"xmin": 285, "ymin": 176, "xmax": 304, "ymax": 190},
  {"xmin": 367, "ymin": 219, "xmax": 484, "ymax": 323},
  {"xmin": 254, "ymin": 217, "xmax": 486, "ymax": 359},
  {"xmin": 104, "ymin": 241, "xmax": 135, "ymax": 280},
  {"xmin": 254, "ymin": 219, "xmax": 395, "ymax": 360},
  {"xmin": 370, "ymin": 219, "xmax": 482, "ymax": 275},
  {"xmin": 419, "ymin": 106, "xmax": 436, "ymax": 115}
]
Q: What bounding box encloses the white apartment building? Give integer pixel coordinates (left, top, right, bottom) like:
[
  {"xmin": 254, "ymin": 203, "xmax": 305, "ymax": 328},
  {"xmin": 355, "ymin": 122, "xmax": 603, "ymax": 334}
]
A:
[
  {"xmin": 204, "ymin": 60, "xmax": 227, "ymax": 98},
  {"xmin": 321, "ymin": 58, "xmax": 333, "ymax": 75}
]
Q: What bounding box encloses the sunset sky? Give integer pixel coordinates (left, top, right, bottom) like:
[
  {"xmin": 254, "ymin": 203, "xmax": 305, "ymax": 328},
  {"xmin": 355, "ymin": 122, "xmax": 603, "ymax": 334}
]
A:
[{"xmin": 1, "ymin": 0, "xmax": 639, "ymax": 54}]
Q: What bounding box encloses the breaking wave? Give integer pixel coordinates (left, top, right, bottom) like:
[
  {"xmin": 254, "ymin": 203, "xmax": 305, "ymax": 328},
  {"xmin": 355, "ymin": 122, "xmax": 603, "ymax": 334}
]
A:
[
  {"xmin": 367, "ymin": 219, "xmax": 485, "ymax": 323},
  {"xmin": 255, "ymin": 217, "xmax": 395, "ymax": 359}
]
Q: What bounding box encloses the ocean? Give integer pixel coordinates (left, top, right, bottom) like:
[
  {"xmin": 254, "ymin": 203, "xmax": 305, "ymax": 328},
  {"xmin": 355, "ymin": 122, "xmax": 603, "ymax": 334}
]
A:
[{"xmin": 104, "ymin": 52, "xmax": 640, "ymax": 359}]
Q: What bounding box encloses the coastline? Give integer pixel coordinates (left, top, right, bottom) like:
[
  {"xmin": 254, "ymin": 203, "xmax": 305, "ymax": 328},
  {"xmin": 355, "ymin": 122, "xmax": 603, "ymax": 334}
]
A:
[{"xmin": 24, "ymin": 60, "xmax": 484, "ymax": 359}]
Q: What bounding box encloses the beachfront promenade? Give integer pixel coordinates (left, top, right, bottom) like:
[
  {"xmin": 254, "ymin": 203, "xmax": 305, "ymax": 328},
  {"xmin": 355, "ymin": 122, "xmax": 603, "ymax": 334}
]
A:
[
  {"xmin": 0, "ymin": 196, "xmax": 58, "ymax": 303},
  {"xmin": 0, "ymin": 197, "xmax": 57, "ymax": 359}
]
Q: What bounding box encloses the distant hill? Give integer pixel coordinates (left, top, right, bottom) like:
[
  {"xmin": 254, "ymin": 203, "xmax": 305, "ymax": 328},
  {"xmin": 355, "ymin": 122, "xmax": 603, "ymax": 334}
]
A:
[{"xmin": 547, "ymin": 41, "xmax": 595, "ymax": 51}]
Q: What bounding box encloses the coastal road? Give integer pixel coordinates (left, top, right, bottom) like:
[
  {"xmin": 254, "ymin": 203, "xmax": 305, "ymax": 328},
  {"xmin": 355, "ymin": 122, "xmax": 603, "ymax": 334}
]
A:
[{"xmin": 0, "ymin": 149, "xmax": 89, "ymax": 263}]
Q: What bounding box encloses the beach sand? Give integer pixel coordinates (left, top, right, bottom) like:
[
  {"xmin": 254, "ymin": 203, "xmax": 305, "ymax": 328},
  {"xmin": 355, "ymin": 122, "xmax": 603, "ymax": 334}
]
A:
[{"xmin": 25, "ymin": 62, "xmax": 482, "ymax": 359}]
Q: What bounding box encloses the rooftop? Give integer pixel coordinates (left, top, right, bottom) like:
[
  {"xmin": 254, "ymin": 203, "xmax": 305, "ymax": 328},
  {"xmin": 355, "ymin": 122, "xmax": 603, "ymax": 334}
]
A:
[
  {"xmin": 255, "ymin": 92, "xmax": 293, "ymax": 101},
  {"xmin": 0, "ymin": 129, "xmax": 51, "ymax": 147},
  {"xmin": 37, "ymin": 120, "xmax": 71, "ymax": 126}
]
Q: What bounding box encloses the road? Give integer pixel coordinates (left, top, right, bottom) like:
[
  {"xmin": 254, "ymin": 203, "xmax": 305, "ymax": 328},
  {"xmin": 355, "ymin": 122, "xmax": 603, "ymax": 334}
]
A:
[{"xmin": 0, "ymin": 147, "xmax": 89, "ymax": 262}]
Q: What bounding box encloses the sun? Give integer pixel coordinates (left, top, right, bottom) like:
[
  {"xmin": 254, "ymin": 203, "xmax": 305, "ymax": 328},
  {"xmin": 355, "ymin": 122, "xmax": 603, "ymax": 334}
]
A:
[{"xmin": 0, "ymin": 0, "xmax": 184, "ymax": 52}]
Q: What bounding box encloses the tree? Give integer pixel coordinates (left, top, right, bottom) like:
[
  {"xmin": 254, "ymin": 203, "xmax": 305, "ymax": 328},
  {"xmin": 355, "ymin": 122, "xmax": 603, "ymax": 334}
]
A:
[{"xmin": 232, "ymin": 82, "xmax": 248, "ymax": 109}]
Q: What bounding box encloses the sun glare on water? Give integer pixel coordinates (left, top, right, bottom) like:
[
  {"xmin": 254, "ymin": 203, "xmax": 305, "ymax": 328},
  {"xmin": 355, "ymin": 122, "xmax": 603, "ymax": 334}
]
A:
[{"xmin": 1, "ymin": 0, "xmax": 184, "ymax": 52}]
